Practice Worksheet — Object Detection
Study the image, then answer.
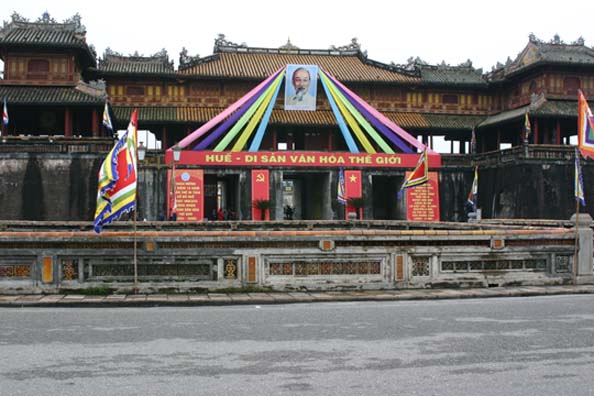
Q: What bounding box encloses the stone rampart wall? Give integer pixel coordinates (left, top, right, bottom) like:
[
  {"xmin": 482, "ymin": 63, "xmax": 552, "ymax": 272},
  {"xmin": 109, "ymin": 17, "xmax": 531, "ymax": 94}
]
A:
[{"xmin": 1, "ymin": 222, "xmax": 592, "ymax": 293}]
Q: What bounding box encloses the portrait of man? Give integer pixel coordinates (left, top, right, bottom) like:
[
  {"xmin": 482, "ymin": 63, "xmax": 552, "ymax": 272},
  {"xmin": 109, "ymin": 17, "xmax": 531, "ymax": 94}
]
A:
[{"xmin": 284, "ymin": 64, "xmax": 318, "ymax": 111}]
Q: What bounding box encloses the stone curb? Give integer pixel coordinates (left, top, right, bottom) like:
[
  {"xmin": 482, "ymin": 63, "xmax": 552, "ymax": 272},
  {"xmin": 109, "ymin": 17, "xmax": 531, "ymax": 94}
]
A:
[{"xmin": 1, "ymin": 285, "xmax": 594, "ymax": 308}]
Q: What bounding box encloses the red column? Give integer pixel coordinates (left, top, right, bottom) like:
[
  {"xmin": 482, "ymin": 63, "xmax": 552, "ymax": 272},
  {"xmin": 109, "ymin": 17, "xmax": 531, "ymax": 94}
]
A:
[
  {"xmin": 64, "ymin": 108, "xmax": 72, "ymax": 136},
  {"xmin": 251, "ymin": 170, "xmax": 270, "ymax": 220},
  {"xmin": 345, "ymin": 170, "xmax": 362, "ymax": 219},
  {"xmin": 91, "ymin": 109, "xmax": 99, "ymax": 137},
  {"xmin": 556, "ymin": 120, "xmax": 561, "ymax": 145},
  {"xmin": 533, "ymin": 119, "xmax": 538, "ymax": 144}
]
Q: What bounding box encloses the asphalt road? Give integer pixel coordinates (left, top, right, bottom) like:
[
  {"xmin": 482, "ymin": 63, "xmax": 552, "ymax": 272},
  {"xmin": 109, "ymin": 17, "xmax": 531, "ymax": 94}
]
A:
[{"xmin": 1, "ymin": 295, "xmax": 594, "ymax": 396}]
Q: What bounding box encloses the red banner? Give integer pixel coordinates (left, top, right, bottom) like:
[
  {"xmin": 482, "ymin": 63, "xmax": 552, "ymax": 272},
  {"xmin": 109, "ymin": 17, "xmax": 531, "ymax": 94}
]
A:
[
  {"xmin": 251, "ymin": 169, "xmax": 270, "ymax": 220},
  {"xmin": 406, "ymin": 171, "xmax": 440, "ymax": 221},
  {"xmin": 169, "ymin": 169, "xmax": 204, "ymax": 221},
  {"xmin": 166, "ymin": 150, "xmax": 441, "ymax": 169},
  {"xmin": 344, "ymin": 170, "xmax": 362, "ymax": 219}
]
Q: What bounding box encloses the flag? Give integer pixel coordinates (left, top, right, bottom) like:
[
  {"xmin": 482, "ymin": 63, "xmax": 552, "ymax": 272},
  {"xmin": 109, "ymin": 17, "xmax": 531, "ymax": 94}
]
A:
[
  {"xmin": 337, "ymin": 166, "xmax": 347, "ymax": 205},
  {"xmin": 93, "ymin": 110, "xmax": 138, "ymax": 233},
  {"xmin": 524, "ymin": 112, "xmax": 531, "ymax": 142},
  {"xmin": 470, "ymin": 126, "xmax": 476, "ymax": 154},
  {"xmin": 575, "ymin": 148, "xmax": 586, "ymax": 207},
  {"xmin": 467, "ymin": 166, "xmax": 478, "ymax": 211},
  {"xmin": 398, "ymin": 147, "xmax": 429, "ymax": 199},
  {"xmin": 2, "ymin": 97, "xmax": 8, "ymax": 127},
  {"xmin": 577, "ymin": 89, "xmax": 594, "ymax": 159},
  {"xmin": 102, "ymin": 100, "xmax": 113, "ymax": 131}
]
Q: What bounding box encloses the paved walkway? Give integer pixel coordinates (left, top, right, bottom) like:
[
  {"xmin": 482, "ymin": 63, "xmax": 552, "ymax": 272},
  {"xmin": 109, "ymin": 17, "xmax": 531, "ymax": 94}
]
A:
[{"xmin": 1, "ymin": 285, "xmax": 594, "ymax": 307}]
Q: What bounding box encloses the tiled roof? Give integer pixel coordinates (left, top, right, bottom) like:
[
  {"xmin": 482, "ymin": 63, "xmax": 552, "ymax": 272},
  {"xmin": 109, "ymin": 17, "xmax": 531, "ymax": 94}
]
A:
[
  {"xmin": 490, "ymin": 36, "xmax": 594, "ymax": 80},
  {"xmin": 114, "ymin": 105, "xmax": 479, "ymax": 131},
  {"xmin": 178, "ymin": 52, "xmax": 419, "ymax": 83},
  {"xmin": 531, "ymin": 100, "xmax": 576, "ymax": 118},
  {"xmin": 98, "ymin": 50, "xmax": 175, "ymax": 75},
  {"xmin": 384, "ymin": 113, "xmax": 429, "ymax": 129},
  {"xmin": 417, "ymin": 65, "xmax": 487, "ymax": 87},
  {"xmin": 0, "ymin": 85, "xmax": 104, "ymax": 105},
  {"xmin": 423, "ymin": 114, "xmax": 484, "ymax": 130},
  {"xmin": 0, "ymin": 14, "xmax": 96, "ymax": 67},
  {"xmin": 113, "ymin": 106, "xmax": 340, "ymax": 125},
  {"xmin": 478, "ymin": 105, "xmax": 529, "ymax": 127},
  {"xmin": 478, "ymin": 99, "xmax": 576, "ymax": 127},
  {"xmin": 113, "ymin": 106, "xmax": 175, "ymax": 123}
]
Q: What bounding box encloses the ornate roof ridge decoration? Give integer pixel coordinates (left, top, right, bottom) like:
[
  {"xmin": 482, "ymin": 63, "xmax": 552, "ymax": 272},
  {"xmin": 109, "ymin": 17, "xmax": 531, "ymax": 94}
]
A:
[
  {"xmin": 279, "ymin": 38, "xmax": 298, "ymax": 51},
  {"xmin": 178, "ymin": 53, "xmax": 220, "ymax": 71},
  {"xmin": 529, "ymin": 33, "xmax": 587, "ymax": 47},
  {"xmin": 213, "ymin": 34, "xmax": 373, "ymax": 58},
  {"xmin": 99, "ymin": 48, "xmax": 174, "ymax": 70},
  {"xmin": 179, "ymin": 47, "xmax": 201, "ymax": 69},
  {"xmin": 329, "ymin": 37, "xmax": 366, "ymax": 56},
  {"xmin": 74, "ymin": 79, "xmax": 107, "ymax": 99},
  {"xmin": 213, "ymin": 34, "xmax": 248, "ymax": 53},
  {"xmin": 486, "ymin": 33, "xmax": 594, "ymax": 81},
  {"xmin": 416, "ymin": 59, "xmax": 482, "ymax": 73},
  {"xmin": 1, "ymin": 11, "xmax": 86, "ymax": 36},
  {"xmin": 364, "ymin": 58, "xmax": 419, "ymax": 77}
]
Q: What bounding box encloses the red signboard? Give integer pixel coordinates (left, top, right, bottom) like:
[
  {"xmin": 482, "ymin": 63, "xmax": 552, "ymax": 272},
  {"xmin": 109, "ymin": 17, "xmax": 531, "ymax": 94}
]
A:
[
  {"xmin": 251, "ymin": 169, "xmax": 270, "ymax": 220},
  {"xmin": 344, "ymin": 170, "xmax": 362, "ymax": 219},
  {"xmin": 166, "ymin": 150, "xmax": 441, "ymax": 169},
  {"xmin": 168, "ymin": 169, "xmax": 204, "ymax": 221},
  {"xmin": 406, "ymin": 171, "xmax": 440, "ymax": 221}
]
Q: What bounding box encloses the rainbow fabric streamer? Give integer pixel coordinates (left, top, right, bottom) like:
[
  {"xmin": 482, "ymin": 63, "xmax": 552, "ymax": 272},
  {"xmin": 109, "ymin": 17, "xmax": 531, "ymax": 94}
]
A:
[{"xmin": 178, "ymin": 65, "xmax": 430, "ymax": 155}]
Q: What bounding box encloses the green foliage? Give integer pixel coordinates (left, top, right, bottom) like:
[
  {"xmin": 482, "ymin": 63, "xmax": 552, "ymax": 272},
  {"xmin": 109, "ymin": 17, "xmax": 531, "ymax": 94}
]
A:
[
  {"xmin": 252, "ymin": 199, "xmax": 273, "ymax": 210},
  {"xmin": 59, "ymin": 286, "xmax": 114, "ymax": 295},
  {"xmin": 347, "ymin": 196, "xmax": 366, "ymax": 209},
  {"xmin": 214, "ymin": 285, "xmax": 274, "ymax": 294}
]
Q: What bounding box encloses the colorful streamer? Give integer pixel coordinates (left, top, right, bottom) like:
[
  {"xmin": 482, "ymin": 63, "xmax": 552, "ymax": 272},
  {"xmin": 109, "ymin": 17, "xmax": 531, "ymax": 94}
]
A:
[
  {"xmin": 322, "ymin": 68, "xmax": 429, "ymax": 154},
  {"xmin": 176, "ymin": 66, "xmax": 285, "ymax": 150},
  {"xmin": 232, "ymin": 71, "xmax": 285, "ymax": 151},
  {"xmin": 318, "ymin": 71, "xmax": 359, "ymax": 153},
  {"xmin": 179, "ymin": 64, "xmax": 429, "ymax": 156},
  {"xmin": 320, "ymin": 70, "xmax": 393, "ymax": 154},
  {"xmin": 249, "ymin": 71, "xmax": 286, "ymax": 152}
]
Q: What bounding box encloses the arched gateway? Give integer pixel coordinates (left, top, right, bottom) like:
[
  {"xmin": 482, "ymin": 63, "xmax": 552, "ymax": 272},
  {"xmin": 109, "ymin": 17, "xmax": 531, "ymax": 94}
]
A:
[{"xmin": 165, "ymin": 65, "xmax": 441, "ymax": 222}]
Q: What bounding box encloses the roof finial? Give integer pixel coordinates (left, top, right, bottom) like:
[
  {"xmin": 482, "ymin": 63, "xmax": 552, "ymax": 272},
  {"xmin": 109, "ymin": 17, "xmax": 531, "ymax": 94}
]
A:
[{"xmin": 279, "ymin": 37, "xmax": 298, "ymax": 50}]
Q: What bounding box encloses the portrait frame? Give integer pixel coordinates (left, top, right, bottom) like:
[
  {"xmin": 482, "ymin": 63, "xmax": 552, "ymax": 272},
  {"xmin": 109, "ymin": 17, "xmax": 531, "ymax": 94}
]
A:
[{"xmin": 284, "ymin": 64, "xmax": 318, "ymax": 111}]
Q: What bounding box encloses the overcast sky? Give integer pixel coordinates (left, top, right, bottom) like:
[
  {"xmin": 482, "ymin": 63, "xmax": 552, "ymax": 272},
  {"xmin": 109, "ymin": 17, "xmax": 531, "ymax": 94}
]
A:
[{"xmin": 4, "ymin": 0, "xmax": 594, "ymax": 72}]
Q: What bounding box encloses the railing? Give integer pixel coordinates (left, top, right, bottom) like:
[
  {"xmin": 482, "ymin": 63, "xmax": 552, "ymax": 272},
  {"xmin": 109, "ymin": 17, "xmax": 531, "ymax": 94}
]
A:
[
  {"xmin": 441, "ymin": 145, "xmax": 577, "ymax": 167},
  {"xmin": 0, "ymin": 136, "xmax": 581, "ymax": 166},
  {"xmin": 0, "ymin": 136, "xmax": 114, "ymax": 153},
  {"xmin": 473, "ymin": 145, "xmax": 575, "ymax": 165}
]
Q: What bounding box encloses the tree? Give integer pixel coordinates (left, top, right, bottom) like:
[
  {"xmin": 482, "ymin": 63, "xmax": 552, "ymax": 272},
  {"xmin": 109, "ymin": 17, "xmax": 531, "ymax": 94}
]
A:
[
  {"xmin": 252, "ymin": 199, "xmax": 272, "ymax": 221},
  {"xmin": 347, "ymin": 197, "xmax": 366, "ymax": 220}
]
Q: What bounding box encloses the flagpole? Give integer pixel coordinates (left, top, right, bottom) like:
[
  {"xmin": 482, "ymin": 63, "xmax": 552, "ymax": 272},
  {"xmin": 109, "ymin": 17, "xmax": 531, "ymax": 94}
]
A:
[
  {"xmin": 573, "ymin": 194, "xmax": 579, "ymax": 286},
  {"xmin": 133, "ymin": 113, "xmax": 139, "ymax": 295},
  {"xmin": 573, "ymin": 148, "xmax": 580, "ymax": 287},
  {"xmin": 133, "ymin": 202, "xmax": 139, "ymax": 294}
]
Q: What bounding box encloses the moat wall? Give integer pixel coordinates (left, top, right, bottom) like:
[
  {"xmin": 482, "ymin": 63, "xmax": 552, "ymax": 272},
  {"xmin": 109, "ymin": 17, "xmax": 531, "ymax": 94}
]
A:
[{"xmin": 0, "ymin": 145, "xmax": 590, "ymax": 222}]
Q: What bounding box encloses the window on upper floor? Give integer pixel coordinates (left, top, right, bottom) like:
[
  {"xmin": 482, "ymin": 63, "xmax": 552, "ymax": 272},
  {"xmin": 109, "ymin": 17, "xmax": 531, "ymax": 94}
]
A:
[
  {"xmin": 126, "ymin": 86, "xmax": 145, "ymax": 96},
  {"xmin": 28, "ymin": 59, "xmax": 49, "ymax": 73},
  {"xmin": 563, "ymin": 77, "xmax": 580, "ymax": 94},
  {"xmin": 442, "ymin": 94, "xmax": 459, "ymax": 105}
]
